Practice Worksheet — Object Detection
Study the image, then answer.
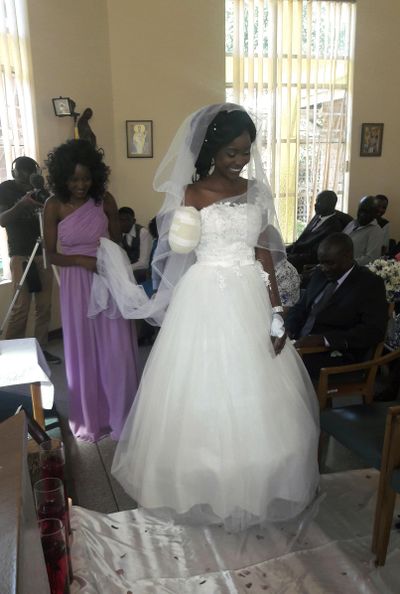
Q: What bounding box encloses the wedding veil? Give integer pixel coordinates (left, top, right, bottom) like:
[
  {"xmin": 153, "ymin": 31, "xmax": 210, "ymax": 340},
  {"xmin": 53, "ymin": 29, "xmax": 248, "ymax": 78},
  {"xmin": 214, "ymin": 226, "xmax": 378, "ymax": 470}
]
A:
[{"xmin": 89, "ymin": 102, "xmax": 286, "ymax": 325}]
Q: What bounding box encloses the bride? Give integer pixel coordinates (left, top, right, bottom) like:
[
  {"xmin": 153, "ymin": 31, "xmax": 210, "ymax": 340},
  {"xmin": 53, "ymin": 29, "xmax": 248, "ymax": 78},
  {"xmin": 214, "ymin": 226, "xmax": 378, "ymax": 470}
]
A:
[{"xmin": 110, "ymin": 103, "xmax": 319, "ymax": 531}]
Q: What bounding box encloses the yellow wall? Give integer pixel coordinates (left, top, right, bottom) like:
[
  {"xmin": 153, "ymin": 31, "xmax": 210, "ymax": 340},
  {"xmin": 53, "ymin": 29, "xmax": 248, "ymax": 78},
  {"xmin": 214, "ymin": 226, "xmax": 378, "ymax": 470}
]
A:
[
  {"xmin": 0, "ymin": 0, "xmax": 225, "ymax": 329},
  {"xmin": 27, "ymin": 0, "xmax": 114, "ymax": 169},
  {"xmin": 349, "ymin": 0, "xmax": 400, "ymax": 237},
  {"xmin": 1, "ymin": 0, "xmax": 399, "ymax": 329},
  {"xmin": 105, "ymin": 0, "xmax": 225, "ymax": 224}
]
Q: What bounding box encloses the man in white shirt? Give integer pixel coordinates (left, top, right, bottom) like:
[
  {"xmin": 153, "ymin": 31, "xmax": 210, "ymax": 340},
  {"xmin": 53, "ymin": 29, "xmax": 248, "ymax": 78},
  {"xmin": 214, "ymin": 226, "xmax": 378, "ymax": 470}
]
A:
[
  {"xmin": 119, "ymin": 207, "xmax": 152, "ymax": 283},
  {"xmin": 343, "ymin": 196, "xmax": 383, "ymax": 265}
]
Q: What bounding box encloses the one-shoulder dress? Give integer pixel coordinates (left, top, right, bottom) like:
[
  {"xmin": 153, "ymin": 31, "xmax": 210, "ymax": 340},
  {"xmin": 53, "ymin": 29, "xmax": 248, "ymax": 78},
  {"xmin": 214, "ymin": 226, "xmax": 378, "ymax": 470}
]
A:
[{"xmin": 58, "ymin": 198, "xmax": 139, "ymax": 442}]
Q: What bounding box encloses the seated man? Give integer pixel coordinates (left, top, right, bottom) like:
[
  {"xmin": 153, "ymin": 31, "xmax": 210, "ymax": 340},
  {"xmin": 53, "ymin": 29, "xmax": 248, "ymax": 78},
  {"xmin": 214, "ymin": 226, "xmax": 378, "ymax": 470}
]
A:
[
  {"xmin": 375, "ymin": 194, "xmax": 390, "ymax": 254},
  {"xmin": 119, "ymin": 206, "xmax": 153, "ymax": 283},
  {"xmin": 286, "ymin": 233, "xmax": 388, "ymax": 379},
  {"xmin": 343, "ymin": 195, "xmax": 383, "ymax": 265},
  {"xmin": 287, "ymin": 190, "xmax": 352, "ymax": 272}
]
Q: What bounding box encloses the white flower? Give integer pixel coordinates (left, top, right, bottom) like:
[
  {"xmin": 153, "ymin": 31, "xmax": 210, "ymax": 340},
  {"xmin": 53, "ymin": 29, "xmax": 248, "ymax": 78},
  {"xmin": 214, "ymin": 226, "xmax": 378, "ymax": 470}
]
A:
[{"xmin": 368, "ymin": 259, "xmax": 400, "ymax": 302}]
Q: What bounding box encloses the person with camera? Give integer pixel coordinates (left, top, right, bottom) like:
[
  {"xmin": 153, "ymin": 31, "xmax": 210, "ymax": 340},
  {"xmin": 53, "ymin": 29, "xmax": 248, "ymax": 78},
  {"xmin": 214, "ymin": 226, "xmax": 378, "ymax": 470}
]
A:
[{"xmin": 0, "ymin": 156, "xmax": 61, "ymax": 363}]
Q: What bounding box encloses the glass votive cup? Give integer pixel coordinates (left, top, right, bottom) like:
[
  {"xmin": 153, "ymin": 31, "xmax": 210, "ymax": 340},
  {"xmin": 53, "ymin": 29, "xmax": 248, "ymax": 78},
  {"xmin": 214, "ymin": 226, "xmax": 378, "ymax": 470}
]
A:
[
  {"xmin": 39, "ymin": 439, "xmax": 65, "ymax": 481},
  {"xmin": 38, "ymin": 517, "xmax": 70, "ymax": 594},
  {"xmin": 34, "ymin": 477, "xmax": 73, "ymax": 582}
]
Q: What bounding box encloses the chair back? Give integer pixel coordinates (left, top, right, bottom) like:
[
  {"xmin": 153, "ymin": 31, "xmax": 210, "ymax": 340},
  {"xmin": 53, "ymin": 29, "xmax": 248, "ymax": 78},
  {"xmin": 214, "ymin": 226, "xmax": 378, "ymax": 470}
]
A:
[
  {"xmin": 316, "ymin": 302, "xmax": 395, "ymax": 409},
  {"xmin": 372, "ymin": 404, "xmax": 400, "ymax": 565}
]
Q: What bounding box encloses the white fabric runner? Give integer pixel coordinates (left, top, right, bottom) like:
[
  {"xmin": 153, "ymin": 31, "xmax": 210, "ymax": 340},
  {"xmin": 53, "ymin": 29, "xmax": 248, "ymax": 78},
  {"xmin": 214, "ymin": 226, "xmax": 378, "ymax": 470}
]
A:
[
  {"xmin": 70, "ymin": 469, "xmax": 400, "ymax": 593},
  {"xmin": 0, "ymin": 338, "xmax": 54, "ymax": 408}
]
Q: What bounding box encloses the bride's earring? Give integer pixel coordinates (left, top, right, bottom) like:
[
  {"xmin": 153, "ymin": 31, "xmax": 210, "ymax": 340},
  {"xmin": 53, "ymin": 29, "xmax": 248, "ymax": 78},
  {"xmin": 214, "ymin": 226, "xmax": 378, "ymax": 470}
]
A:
[{"xmin": 209, "ymin": 157, "xmax": 215, "ymax": 175}]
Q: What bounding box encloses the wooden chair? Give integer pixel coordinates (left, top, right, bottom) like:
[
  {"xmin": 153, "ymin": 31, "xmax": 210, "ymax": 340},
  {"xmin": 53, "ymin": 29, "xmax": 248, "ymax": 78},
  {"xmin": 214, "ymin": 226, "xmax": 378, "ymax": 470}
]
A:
[
  {"xmin": 297, "ymin": 303, "xmax": 395, "ymax": 410},
  {"xmin": 317, "ymin": 349, "xmax": 400, "ymax": 566},
  {"xmin": 372, "ymin": 404, "xmax": 400, "ymax": 565}
]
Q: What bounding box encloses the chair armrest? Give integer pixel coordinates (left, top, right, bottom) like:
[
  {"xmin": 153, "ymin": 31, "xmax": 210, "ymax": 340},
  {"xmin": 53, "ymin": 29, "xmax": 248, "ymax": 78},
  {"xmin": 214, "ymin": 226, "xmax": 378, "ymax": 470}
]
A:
[
  {"xmin": 388, "ymin": 405, "xmax": 400, "ymax": 418},
  {"xmin": 317, "ymin": 348, "xmax": 400, "ymax": 409},
  {"xmin": 296, "ymin": 345, "xmax": 329, "ymax": 357},
  {"xmin": 319, "ymin": 347, "xmax": 400, "ymax": 379}
]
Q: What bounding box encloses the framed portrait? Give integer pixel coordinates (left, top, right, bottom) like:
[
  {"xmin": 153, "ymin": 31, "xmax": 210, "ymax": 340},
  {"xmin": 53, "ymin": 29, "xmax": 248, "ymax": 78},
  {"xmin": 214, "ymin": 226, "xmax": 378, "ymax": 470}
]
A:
[
  {"xmin": 126, "ymin": 120, "xmax": 153, "ymax": 158},
  {"xmin": 360, "ymin": 123, "xmax": 384, "ymax": 157}
]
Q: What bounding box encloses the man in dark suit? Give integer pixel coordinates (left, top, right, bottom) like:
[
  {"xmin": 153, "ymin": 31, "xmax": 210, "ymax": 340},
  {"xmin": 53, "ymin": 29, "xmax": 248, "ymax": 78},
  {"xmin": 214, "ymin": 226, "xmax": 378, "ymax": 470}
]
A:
[
  {"xmin": 286, "ymin": 233, "xmax": 388, "ymax": 378},
  {"xmin": 287, "ymin": 190, "xmax": 352, "ymax": 273}
]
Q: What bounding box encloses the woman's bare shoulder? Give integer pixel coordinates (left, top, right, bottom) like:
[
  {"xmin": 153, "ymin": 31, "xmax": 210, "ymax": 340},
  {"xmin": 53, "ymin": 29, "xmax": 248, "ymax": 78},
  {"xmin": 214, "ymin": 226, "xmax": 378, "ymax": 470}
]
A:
[
  {"xmin": 45, "ymin": 194, "xmax": 62, "ymax": 212},
  {"xmin": 184, "ymin": 183, "xmax": 202, "ymax": 208},
  {"xmin": 184, "ymin": 180, "xmax": 217, "ymax": 208}
]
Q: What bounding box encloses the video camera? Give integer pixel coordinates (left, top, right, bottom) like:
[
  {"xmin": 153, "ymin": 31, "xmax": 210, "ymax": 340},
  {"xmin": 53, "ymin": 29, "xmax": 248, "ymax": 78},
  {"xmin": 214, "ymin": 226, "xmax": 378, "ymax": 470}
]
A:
[{"xmin": 29, "ymin": 173, "xmax": 50, "ymax": 204}]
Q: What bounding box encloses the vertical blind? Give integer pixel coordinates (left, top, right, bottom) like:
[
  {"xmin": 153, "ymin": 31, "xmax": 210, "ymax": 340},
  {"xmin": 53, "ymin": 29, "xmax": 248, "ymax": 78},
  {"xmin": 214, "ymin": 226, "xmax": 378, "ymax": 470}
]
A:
[
  {"xmin": 0, "ymin": 0, "xmax": 35, "ymax": 279},
  {"xmin": 226, "ymin": 0, "xmax": 356, "ymax": 241}
]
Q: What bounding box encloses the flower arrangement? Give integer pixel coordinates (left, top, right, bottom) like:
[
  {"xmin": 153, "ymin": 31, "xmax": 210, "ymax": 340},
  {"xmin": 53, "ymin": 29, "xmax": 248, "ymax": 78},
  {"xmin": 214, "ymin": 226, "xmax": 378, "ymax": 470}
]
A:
[{"xmin": 368, "ymin": 259, "xmax": 400, "ymax": 302}]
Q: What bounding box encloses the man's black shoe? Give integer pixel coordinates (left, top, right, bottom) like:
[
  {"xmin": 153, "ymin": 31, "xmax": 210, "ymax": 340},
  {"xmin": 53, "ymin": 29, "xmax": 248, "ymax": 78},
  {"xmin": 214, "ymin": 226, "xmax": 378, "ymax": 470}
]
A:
[{"xmin": 43, "ymin": 350, "xmax": 62, "ymax": 365}]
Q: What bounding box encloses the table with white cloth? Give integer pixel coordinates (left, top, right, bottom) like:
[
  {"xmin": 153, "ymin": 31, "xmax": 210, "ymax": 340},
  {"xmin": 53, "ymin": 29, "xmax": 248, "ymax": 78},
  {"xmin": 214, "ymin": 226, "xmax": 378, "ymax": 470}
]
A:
[{"xmin": 0, "ymin": 338, "xmax": 54, "ymax": 428}]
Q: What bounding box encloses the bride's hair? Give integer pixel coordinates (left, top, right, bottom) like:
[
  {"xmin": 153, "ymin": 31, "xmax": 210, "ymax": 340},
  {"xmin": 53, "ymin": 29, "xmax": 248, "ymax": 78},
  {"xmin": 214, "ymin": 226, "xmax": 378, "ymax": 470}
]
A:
[{"xmin": 194, "ymin": 110, "xmax": 257, "ymax": 180}]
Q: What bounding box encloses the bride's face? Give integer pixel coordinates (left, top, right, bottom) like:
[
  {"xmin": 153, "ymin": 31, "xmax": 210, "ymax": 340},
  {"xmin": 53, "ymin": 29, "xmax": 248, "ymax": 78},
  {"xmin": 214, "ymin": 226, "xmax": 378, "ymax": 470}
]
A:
[{"xmin": 213, "ymin": 131, "xmax": 252, "ymax": 181}]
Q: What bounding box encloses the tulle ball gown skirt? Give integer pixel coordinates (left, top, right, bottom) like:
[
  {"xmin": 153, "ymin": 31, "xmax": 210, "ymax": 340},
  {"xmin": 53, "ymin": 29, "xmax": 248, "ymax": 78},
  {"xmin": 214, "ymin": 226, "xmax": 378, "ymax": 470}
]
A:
[{"xmin": 112, "ymin": 261, "xmax": 319, "ymax": 531}]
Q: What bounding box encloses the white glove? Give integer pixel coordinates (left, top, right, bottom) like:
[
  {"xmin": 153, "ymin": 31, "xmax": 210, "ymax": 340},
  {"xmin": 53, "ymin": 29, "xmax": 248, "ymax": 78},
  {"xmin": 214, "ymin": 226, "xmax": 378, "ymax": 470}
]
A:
[
  {"xmin": 270, "ymin": 313, "xmax": 285, "ymax": 338},
  {"xmin": 168, "ymin": 207, "xmax": 201, "ymax": 253}
]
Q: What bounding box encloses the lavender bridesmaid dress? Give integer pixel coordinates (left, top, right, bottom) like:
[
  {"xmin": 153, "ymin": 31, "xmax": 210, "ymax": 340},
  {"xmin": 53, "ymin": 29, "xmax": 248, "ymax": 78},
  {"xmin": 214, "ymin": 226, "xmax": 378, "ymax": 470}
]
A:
[{"xmin": 58, "ymin": 199, "xmax": 139, "ymax": 442}]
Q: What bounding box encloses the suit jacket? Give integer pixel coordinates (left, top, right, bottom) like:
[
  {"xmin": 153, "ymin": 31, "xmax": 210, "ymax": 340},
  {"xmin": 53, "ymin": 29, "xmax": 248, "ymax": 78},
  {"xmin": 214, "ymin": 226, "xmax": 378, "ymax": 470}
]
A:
[
  {"xmin": 287, "ymin": 211, "xmax": 353, "ymax": 270},
  {"xmin": 286, "ymin": 265, "xmax": 388, "ymax": 358}
]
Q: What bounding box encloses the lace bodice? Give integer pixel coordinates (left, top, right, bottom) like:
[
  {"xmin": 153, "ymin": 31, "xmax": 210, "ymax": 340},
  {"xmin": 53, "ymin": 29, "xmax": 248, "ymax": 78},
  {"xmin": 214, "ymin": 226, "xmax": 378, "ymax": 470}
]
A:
[{"xmin": 195, "ymin": 202, "xmax": 262, "ymax": 266}]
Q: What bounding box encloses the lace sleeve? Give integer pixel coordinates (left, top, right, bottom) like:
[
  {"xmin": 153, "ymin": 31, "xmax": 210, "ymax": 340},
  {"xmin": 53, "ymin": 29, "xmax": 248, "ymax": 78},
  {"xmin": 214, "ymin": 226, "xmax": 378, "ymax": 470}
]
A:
[{"xmin": 275, "ymin": 260, "xmax": 300, "ymax": 307}]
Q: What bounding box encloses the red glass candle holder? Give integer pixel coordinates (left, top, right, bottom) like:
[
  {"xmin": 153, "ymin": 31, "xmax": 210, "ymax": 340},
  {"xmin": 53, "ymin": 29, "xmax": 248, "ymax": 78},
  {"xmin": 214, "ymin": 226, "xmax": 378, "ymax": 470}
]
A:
[
  {"xmin": 38, "ymin": 518, "xmax": 70, "ymax": 594},
  {"xmin": 34, "ymin": 478, "xmax": 73, "ymax": 583},
  {"xmin": 40, "ymin": 439, "xmax": 65, "ymax": 481},
  {"xmin": 40, "ymin": 440, "xmax": 71, "ymax": 536}
]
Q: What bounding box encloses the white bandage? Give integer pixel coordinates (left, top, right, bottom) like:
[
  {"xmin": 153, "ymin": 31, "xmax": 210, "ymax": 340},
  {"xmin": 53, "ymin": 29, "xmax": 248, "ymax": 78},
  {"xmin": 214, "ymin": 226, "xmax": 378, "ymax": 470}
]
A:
[
  {"xmin": 168, "ymin": 206, "xmax": 201, "ymax": 254},
  {"xmin": 270, "ymin": 313, "xmax": 285, "ymax": 338}
]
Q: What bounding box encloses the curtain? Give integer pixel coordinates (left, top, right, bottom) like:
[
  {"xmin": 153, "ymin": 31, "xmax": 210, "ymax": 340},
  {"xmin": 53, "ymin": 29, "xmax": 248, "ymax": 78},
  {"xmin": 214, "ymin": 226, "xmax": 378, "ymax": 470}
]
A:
[
  {"xmin": 226, "ymin": 0, "xmax": 356, "ymax": 242},
  {"xmin": 0, "ymin": 0, "xmax": 35, "ymax": 279}
]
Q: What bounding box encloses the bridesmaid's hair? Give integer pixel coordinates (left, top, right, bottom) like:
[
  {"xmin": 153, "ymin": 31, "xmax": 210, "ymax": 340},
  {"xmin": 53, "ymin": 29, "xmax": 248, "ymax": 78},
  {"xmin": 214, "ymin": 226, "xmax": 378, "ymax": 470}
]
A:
[
  {"xmin": 46, "ymin": 139, "xmax": 110, "ymax": 203},
  {"xmin": 194, "ymin": 110, "xmax": 257, "ymax": 181}
]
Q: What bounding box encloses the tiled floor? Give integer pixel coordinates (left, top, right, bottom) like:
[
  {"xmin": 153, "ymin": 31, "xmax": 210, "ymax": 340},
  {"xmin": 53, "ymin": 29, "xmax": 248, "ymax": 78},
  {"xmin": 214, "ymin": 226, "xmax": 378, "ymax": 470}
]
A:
[
  {"xmin": 48, "ymin": 337, "xmax": 152, "ymax": 513},
  {"xmin": 46, "ymin": 337, "xmax": 371, "ymax": 514}
]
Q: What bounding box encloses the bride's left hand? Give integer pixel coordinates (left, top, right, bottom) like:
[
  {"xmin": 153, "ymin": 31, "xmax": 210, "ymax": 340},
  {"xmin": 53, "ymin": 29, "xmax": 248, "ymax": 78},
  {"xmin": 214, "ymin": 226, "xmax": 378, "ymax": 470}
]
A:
[{"xmin": 271, "ymin": 332, "xmax": 287, "ymax": 355}]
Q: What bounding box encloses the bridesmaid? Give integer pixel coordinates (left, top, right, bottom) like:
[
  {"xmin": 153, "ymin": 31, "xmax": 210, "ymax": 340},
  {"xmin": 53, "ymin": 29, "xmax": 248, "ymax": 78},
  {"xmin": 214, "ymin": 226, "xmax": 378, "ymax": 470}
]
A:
[{"xmin": 44, "ymin": 139, "xmax": 139, "ymax": 442}]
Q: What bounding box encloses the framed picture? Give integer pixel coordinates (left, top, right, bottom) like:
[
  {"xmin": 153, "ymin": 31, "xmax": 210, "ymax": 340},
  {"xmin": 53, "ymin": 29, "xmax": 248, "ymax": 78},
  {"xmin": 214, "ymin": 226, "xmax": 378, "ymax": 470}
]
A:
[
  {"xmin": 360, "ymin": 123, "xmax": 384, "ymax": 157},
  {"xmin": 126, "ymin": 120, "xmax": 153, "ymax": 158}
]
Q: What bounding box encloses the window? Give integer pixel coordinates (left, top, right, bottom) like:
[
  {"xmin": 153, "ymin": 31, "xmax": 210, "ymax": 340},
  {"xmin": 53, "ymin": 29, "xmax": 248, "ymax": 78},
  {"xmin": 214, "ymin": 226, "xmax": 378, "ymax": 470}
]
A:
[
  {"xmin": 0, "ymin": 0, "xmax": 36, "ymax": 280},
  {"xmin": 226, "ymin": 0, "xmax": 356, "ymax": 242}
]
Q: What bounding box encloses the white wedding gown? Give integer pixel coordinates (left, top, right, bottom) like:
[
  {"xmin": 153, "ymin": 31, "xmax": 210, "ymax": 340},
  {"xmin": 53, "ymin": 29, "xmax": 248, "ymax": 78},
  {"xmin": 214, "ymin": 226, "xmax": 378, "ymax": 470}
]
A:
[{"xmin": 112, "ymin": 202, "xmax": 320, "ymax": 531}]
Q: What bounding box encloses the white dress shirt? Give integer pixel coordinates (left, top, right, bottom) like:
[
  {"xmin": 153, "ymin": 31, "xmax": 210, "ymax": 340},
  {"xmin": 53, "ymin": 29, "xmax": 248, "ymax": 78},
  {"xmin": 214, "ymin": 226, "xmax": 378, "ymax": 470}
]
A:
[
  {"xmin": 124, "ymin": 225, "xmax": 153, "ymax": 271},
  {"xmin": 343, "ymin": 219, "xmax": 383, "ymax": 265},
  {"xmin": 310, "ymin": 212, "xmax": 336, "ymax": 231}
]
